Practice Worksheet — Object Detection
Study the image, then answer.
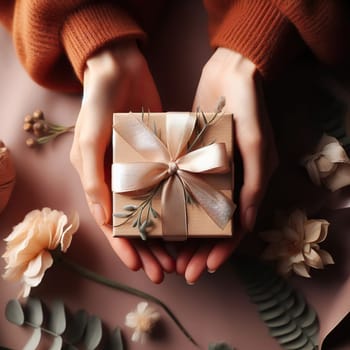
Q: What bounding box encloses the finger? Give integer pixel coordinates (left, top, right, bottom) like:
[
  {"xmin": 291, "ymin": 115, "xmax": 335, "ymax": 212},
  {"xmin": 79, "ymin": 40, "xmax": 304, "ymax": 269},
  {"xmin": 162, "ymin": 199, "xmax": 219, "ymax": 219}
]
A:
[
  {"xmin": 147, "ymin": 241, "xmax": 176, "ymax": 273},
  {"xmin": 206, "ymin": 236, "xmax": 241, "ymax": 272},
  {"xmin": 234, "ymin": 105, "xmax": 266, "ymax": 233},
  {"xmin": 77, "ymin": 109, "xmax": 112, "ymax": 225},
  {"xmin": 176, "ymin": 242, "xmax": 198, "ymax": 275},
  {"xmin": 184, "ymin": 243, "xmax": 213, "ymax": 284},
  {"xmin": 100, "ymin": 224, "xmax": 141, "ymax": 271},
  {"xmin": 133, "ymin": 241, "xmax": 165, "ymax": 284}
]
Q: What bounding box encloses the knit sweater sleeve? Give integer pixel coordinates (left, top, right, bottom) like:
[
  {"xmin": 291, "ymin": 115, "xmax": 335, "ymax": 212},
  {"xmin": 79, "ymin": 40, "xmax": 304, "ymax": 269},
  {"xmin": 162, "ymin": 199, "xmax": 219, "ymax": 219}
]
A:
[
  {"xmin": 203, "ymin": 0, "xmax": 350, "ymax": 78},
  {"xmin": 0, "ymin": 1, "xmax": 146, "ymax": 92}
]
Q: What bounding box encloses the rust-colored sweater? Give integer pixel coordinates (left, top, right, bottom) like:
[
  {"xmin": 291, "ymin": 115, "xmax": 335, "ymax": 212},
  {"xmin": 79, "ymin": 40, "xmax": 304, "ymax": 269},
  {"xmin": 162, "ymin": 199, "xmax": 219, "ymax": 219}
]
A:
[{"xmin": 0, "ymin": 0, "xmax": 349, "ymax": 92}]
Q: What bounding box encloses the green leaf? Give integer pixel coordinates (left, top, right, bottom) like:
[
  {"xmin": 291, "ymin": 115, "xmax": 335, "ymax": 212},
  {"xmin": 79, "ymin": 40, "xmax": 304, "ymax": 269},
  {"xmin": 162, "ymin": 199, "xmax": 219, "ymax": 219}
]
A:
[
  {"xmin": 5, "ymin": 300, "xmax": 24, "ymax": 326},
  {"xmin": 23, "ymin": 328, "xmax": 41, "ymax": 350},
  {"xmin": 114, "ymin": 212, "xmax": 131, "ymax": 218},
  {"xmin": 104, "ymin": 328, "xmax": 124, "ymax": 350},
  {"xmin": 208, "ymin": 343, "xmax": 235, "ymax": 350},
  {"xmin": 48, "ymin": 336, "xmax": 62, "ymax": 350},
  {"xmin": 26, "ymin": 297, "xmax": 43, "ymax": 327},
  {"xmin": 65, "ymin": 309, "xmax": 89, "ymax": 344},
  {"xmin": 48, "ymin": 300, "xmax": 66, "ymax": 335},
  {"xmin": 123, "ymin": 205, "xmax": 137, "ymax": 212},
  {"xmin": 83, "ymin": 315, "xmax": 102, "ymax": 350},
  {"xmin": 150, "ymin": 207, "xmax": 159, "ymax": 218},
  {"xmin": 233, "ymin": 257, "xmax": 319, "ymax": 350}
]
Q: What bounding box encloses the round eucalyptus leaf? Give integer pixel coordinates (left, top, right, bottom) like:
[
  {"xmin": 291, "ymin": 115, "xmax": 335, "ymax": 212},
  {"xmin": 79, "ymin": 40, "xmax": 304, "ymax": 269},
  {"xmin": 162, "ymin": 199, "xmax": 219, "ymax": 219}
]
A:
[
  {"xmin": 65, "ymin": 309, "xmax": 89, "ymax": 344},
  {"xmin": 250, "ymin": 279, "xmax": 285, "ymax": 303},
  {"xmin": 48, "ymin": 300, "xmax": 66, "ymax": 335},
  {"xmin": 5, "ymin": 299, "xmax": 24, "ymax": 326},
  {"xmin": 49, "ymin": 336, "xmax": 63, "ymax": 350},
  {"xmin": 265, "ymin": 313, "xmax": 291, "ymax": 328},
  {"xmin": 290, "ymin": 294, "xmax": 306, "ymax": 318},
  {"xmin": 233, "ymin": 257, "xmax": 320, "ymax": 350},
  {"xmin": 23, "ymin": 328, "xmax": 41, "ymax": 350},
  {"xmin": 279, "ymin": 327, "xmax": 303, "ymax": 345},
  {"xmin": 84, "ymin": 315, "xmax": 102, "ymax": 350},
  {"xmin": 297, "ymin": 307, "xmax": 317, "ymax": 328},
  {"xmin": 26, "ymin": 297, "xmax": 43, "ymax": 327},
  {"xmin": 270, "ymin": 321, "xmax": 297, "ymax": 337},
  {"xmin": 260, "ymin": 304, "xmax": 287, "ymax": 321},
  {"xmin": 257, "ymin": 297, "xmax": 279, "ymax": 312},
  {"xmin": 282, "ymin": 334, "xmax": 311, "ymax": 350}
]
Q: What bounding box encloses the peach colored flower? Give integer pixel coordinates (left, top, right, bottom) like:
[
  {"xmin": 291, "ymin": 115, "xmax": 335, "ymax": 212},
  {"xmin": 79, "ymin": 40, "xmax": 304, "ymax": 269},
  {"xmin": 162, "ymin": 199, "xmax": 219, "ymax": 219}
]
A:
[
  {"xmin": 125, "ymin": 302, "xmax": 160, "ymax": 343},
  {"xmin": 2, "ymin": 207, "xmax": 79, "ymax": 297},
  {"xmin": 302, "ymin": 134, "xmax": 350, "ymax": 191},
  {"xmin": 260, "ymin": 209, "xmax": 334, "ymax": 278}
]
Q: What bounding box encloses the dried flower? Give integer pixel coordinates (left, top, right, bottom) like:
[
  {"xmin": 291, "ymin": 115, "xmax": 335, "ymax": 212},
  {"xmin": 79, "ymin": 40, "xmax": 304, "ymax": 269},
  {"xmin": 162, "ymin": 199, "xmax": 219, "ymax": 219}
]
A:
[
  {"xmin": 260, "ymin": 209, "xmax": 334, "ymax": 278},
  {"xmin": 302, "ymin": 134, "xmax": 350, "ymax": 191},
  {"xmin": 125, "ymin": 302, "xmax": 160, "ymax": 343},
  {"xmin": 2, "ymin": 210, "xmax": 198, "ymax": 347},
  {"xmin": 23, "ymin": 110, "xmax": 74, "ymax": 146},
  {"xmin": 0, "ymin": 141, "xmax": 16, "ymax": 214},
  {"xmin": 2, "ymin": 208, "xmax": 79, "ymax": 297}
]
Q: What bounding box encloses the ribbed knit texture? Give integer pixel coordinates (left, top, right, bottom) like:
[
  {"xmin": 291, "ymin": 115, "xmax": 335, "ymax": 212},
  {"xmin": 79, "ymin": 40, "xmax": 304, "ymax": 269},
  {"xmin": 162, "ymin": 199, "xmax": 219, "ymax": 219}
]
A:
[
  {"xmin": 61, "ymin": 3, "xmax": 146, "ymax": 84},
  {"xmin": 204, "ymin": 0, "xmax": 305, "ymax": 77},
  {"xmin": 275, "ymin": 0, "xmax": 350, "ymax": 66},
  {"xmin": 0, "ymin": 0, "xmax": 349, "ymax": 91},
  {"xmin": 204, "ymin": 0, "xmax": 350, "ymax": 77},
  {"xmin": 0, "ymin": 1, "xmax": 146, "ymax": 92}
]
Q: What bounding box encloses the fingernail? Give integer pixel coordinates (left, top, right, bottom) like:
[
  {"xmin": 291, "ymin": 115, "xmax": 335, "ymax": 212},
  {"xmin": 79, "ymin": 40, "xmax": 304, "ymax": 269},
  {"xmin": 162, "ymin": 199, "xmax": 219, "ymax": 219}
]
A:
[
  {"xmin": 91, "ymin": 203, "xmax": 106, "ymax": 225},
  {"xmin": 245, "ymin": 206, "xmax": 257, "ymax": 232},
  {"xmin": 208, "ymin": 269, "xmax": 216, "ymax": 274},
  {"xmin": 186, "ymin": 280, "xmax": 195, "ymax": 286}
]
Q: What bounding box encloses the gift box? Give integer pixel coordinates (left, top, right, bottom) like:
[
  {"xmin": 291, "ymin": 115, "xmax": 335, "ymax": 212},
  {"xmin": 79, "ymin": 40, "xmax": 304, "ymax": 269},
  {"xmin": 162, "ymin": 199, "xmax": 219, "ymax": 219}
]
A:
[{"xmin": 112, "ymin": 111, "xmax": 236, "ymax": 241}]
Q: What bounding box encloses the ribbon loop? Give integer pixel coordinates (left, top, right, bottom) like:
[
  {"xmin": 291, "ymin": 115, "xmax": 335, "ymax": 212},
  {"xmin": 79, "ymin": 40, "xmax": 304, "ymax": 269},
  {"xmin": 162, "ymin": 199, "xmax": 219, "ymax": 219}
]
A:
[{"xmin": 113, "ymin": 113, "xmax": 235, "ymax": 240}]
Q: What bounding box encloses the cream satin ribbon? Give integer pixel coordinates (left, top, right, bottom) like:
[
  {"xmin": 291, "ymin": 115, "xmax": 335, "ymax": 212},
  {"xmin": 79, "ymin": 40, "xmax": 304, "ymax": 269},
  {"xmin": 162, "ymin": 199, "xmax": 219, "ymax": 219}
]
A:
[{"xmin": 112, "ymin": 112, "xmax": 236, "ymax": 240}]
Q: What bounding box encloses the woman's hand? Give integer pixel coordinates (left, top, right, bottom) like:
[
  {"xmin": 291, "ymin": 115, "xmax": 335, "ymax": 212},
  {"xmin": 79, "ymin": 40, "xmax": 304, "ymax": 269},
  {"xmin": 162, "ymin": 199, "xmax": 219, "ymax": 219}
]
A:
[
  {"xmin": 177, "ymin": 47, "xmax": 278, "ymax": 283},
  {"xmin": 70, "ymin": 42, "xmax": 175, "ymax": 283}
]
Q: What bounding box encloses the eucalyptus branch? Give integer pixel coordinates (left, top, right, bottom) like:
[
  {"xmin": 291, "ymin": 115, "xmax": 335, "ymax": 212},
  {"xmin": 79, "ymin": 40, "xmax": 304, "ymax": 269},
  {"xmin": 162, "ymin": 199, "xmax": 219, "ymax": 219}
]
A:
[
  {"xmin": 187, "ymin": 111, "xmax": 220, "ymax": 152},
  {"xmin": 57, "ymin": 254, "xmax": 200, "ymax": 348},
  {"xmin": 114, "ymin": 182, "xmax": 162, "ymax": 239}
]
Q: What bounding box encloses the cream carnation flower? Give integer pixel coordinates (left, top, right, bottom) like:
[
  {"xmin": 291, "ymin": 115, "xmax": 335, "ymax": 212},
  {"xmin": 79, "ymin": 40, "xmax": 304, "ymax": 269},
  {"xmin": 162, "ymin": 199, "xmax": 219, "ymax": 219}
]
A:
[
  {"xmin": 125, "ymin": 302, "xmax": 160, "ymax": 343},
  {"xmin": 2, "ymin": 207, "xmax": 79, "ymax": 297},
  {"xmin": 302, "ymin": 134, "xmax": 350, "ymax": 191},
  {"xmin": 260, "ymin": 209, "xmax": 334, "ymax": 278}
]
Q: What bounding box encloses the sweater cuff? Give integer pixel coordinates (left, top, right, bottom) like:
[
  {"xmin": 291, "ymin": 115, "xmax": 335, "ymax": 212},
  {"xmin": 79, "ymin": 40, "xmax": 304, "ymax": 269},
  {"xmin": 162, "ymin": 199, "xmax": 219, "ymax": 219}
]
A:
[
  {"xmin": 61, "ymin": 3, "xmax": 146, "ymax": 83},
  {"xmin": 210, "ymin": 1, "xmax": 305, "ymax": 78}
]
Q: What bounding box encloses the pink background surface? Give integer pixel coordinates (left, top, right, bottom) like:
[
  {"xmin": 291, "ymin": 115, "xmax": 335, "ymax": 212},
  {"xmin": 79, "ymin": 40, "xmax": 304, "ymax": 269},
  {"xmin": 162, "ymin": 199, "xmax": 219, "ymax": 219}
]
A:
[{"xmin": 1, "ymin": 2, "xmax": 350, "ymax": 349}]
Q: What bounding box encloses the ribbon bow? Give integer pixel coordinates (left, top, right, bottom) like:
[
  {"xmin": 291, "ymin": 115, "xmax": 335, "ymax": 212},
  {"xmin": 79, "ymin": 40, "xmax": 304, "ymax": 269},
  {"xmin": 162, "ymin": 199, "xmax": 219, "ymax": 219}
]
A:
[{"xmin": 112, "ymin": 113, "xmax": 235, "ymax": 240}]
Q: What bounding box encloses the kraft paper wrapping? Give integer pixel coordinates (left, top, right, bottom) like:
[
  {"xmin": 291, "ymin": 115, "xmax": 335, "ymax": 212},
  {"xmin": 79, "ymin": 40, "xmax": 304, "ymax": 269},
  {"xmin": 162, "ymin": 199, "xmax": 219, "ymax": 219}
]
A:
[{"xmin": 112, "ymin": 112, "xmax": 234, "ymax": 239}]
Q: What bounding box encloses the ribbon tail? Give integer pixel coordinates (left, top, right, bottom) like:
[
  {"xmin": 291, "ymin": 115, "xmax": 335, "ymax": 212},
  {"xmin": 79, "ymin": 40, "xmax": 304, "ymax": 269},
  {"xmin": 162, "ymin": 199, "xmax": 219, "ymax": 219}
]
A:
[
  {"xmin": 179, "ymin": 171, "xmax": 236, "ymax": 230},
  {"xmin": 161, "ymin": 176, "xmax": 188, "ymax": 241}
]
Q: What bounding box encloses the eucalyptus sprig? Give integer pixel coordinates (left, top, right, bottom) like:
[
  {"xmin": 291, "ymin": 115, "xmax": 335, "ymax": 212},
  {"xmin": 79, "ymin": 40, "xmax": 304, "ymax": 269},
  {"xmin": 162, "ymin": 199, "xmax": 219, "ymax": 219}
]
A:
[
  {"xmin": 54, "ymin": 252, "xmax": 199, "ymax": 348},
  {"xmin": 5, "ymin": 297, "xmax": 123, "ymax": 350},
  {"xmin": 188, "ymin": 96, "xmax": 226, "ymax": 152},
  {"xmin": 113, "ymin": 183, "xmax": 161, "ymax": 240}
]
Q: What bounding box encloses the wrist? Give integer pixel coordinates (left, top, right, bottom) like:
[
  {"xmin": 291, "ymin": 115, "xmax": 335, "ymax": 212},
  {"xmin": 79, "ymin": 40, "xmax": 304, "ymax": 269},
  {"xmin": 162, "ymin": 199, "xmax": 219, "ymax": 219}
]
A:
[
  {"xmin": 84, "ymin": 41, "xmax": 142, "ymax": 82},
  {"xmin": 211, "ymin": 47, "xmax": 257, "ymax": 79}
]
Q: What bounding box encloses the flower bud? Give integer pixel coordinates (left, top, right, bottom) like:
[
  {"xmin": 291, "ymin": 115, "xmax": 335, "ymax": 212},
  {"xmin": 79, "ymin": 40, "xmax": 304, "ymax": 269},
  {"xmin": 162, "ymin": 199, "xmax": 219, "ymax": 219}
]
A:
[
  {"xmin": 23, "ymin": 122, "xmax": 33, "ymax": 132},
  {"xmin": 32, "ymin": 109, "xmax": 44, "ymax": 120},
  {"xmin": 24, "ymin": 114, "xmax": 34, "ymax": 123},
  {"xmin": 26, "ymin": 138, "xmax": 37, "ymax": 147}
]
